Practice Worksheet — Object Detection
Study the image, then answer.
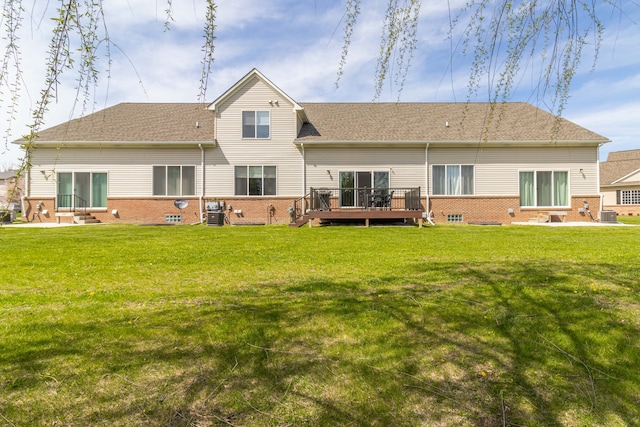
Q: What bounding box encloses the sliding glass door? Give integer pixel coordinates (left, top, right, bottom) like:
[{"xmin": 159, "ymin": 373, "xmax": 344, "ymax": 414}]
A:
[
  {"xmin": 339, "ymin": 170, "xmax": 389, "ymax": 207},
  {"xmin": 57, "ymin": 171, "xmax": 107, "ymax": 209},
  {"xmin": 519, "ymin": 170, "xmax": 569, "ymax": 207}
]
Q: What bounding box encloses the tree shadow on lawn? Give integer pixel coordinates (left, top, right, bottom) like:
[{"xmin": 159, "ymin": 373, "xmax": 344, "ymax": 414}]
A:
[
  {"xmin": 2, "ymin": 260, "xmax": 639, "ymax": 426},
  {"xmin": 406, "ymin": 259, "xmax": 640, "ymax": 426}
]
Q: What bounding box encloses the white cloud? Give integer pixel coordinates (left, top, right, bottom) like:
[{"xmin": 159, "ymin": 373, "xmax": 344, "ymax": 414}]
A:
[{"xmin": 2, "ymin": 0, "xmax": 640, "ymax": 168}]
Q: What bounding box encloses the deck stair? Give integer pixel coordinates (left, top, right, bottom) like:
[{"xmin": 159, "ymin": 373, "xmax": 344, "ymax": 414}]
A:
[
  {"xmin": 289, "ymin": 214, "xmax": 310, "ymax": 227},
  {"xmin": 55, "ymin": 212, "xmax": 101, "ymax": 224},
  {"xmin": 529, "ymin": 212, "xmax": 550, "ymax": 223},
  {"xmin": 74, "ymin": 213, "xmax": 100, "ymax": 224}
]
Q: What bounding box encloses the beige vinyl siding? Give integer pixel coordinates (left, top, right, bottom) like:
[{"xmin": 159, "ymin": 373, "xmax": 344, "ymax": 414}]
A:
[
  {"xmin": 29, "ymin": 147, "xmax": 203, "ymax": 197},
  {"xmin": 211, "ymin": 76, "xmax": 303, "ymax": 197},
  {"xmin": 617, "ymin": 169, "xmax": 640, "ymax": 184},
  {"xmin": 601, "ymin": 189, "xmax": 618, "ymax": 206},
  {"xmin": 305, "ymin": 147, "xmax": 426, "ymax": 191},
  {"xmin": 428, "ymin": 146, "xmax": 599, "ymax": 196},
  {"xmin": 215, "ymin": 76, "xmax": 298, "ymax": 142}
]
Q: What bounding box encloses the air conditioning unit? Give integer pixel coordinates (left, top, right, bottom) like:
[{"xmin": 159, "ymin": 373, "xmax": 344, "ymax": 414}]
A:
[{"xmin": 600, "ymin": 210, "xmax": 617, "ymax": 223}]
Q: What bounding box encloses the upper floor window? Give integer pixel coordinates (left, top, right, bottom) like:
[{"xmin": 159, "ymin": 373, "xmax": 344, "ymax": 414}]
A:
[
  {"xmin": 433, "ymin": 165, "xmax": 474, "ymax": 195},
  {"xmin": 242, "ymin": 111, "xmax": 270, "ymax": 139},
  {"xmin": 153, "ymin": 165, "xmax": 195, "ymax": 196}
]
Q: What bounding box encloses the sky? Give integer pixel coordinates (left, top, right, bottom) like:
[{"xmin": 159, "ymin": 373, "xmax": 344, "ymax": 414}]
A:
[{"xmin": 2, "ymin": 0, "xmax": 639, "ymax": 169}]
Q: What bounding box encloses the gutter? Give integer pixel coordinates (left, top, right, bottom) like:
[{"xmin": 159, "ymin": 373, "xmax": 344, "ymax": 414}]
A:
[{"xmin": 293, "ymin": 139, "xmax": 608, "ymax": 147}]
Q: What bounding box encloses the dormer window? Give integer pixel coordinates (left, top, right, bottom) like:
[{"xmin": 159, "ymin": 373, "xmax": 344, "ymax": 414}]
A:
[{"xmin": 242, "ymin": 111, "xmax": 270, "ymax": 138}]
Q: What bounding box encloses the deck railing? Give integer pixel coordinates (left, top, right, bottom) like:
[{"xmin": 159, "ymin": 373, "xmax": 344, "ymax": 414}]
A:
[{"xmin": 309, "ymin": 187, "xmax": 421, "ymax": 212}]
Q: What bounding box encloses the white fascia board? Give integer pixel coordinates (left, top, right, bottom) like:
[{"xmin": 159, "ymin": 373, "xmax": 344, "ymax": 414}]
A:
[{"xmin": 208, "ymin": 68, "xmax": 303, "ymax": 113}]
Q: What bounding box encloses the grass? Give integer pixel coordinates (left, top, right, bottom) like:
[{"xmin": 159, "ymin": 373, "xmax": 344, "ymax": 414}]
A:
[
  {"xmin": 1, "ymin": 224, "xmax": 639, "ymax": 426},
  {"xmin": 616, "ymin": 214, "xmax": 640, "ymax": 225}
]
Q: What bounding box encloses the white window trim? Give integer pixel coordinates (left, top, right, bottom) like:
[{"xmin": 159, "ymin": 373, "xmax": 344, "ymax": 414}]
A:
[
  {"xmin": 620, "ymin": 189, "xmax": 640, "ymax": 205},
  {"xmin": 518, "ymin": 169, "xmax": 571, "ymax": 208},
  {"xmin": 152, "ymin": 165, "xmax": 197, "ymax": 197},
  {"xmin": 234, "ymin": 165, "xmax": 277, "ymax": 196},
  {"xmin": 431, "ymin": 164, "xmax": 475, "ymax": 196},
  {"xmin": 242, "ymin": 110, "xmax": 271, "ymax": 139}
]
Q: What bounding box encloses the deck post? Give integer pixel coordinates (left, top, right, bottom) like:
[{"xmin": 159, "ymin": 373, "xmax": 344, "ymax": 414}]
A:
[{"xmin": 365, "ymin": 218, "xmax": 370, "ymax": 227}]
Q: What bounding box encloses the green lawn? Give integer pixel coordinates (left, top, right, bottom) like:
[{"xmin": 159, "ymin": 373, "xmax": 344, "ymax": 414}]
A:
[
  {"xmin": 1, "ymin": 224, "xmax": 639, "ymax": 426},
  {"xmin": 617, "ymin": 214, "xmax": 640, "ymax": 225}
]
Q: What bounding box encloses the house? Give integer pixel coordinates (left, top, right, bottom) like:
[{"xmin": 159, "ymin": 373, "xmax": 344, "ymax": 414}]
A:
[
  {"xmin": 16, "ymin": 68, "xmax": 609, "ymax": 226},
  {"xmin": 600, "ymin": 149, "xmax": 640, "ymax": 216},
  {"xmin": 0, "ymin": 169, "xmax": 22, "ymax": 208}
]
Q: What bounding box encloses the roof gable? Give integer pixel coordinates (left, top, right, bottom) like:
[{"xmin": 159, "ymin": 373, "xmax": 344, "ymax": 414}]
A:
[
  {"xmin": 600, "ymin": 149, "xmax": 640, "ymax": 186},
  {"xmin": 208, "ymin": 68, "xmax": 304, "ymax": 117}
]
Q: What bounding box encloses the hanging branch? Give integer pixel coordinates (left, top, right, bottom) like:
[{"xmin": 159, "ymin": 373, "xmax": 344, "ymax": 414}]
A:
[
  {"xmin": 454, "ymin": 0, "xmax": 608, "ymax": 116},
  {"xmin": 1, "ymin": 0, "xmax": 24, "ymax": 153},
  {"xmin": 374, "ymin": 0, "xmax": 422, "ymax": 101},
  {"xmin": 198, "ymin": 0, "xmax": 217, "ymax": 104},
  {"xmin": 336, "ymin": 0, "xmax": 361, "ymax": 89}
]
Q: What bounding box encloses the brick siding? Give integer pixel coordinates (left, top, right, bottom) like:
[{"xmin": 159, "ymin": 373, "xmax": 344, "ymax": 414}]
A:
[{"xmin": 23, "ymin": 195, "xmax": 602, "ymax": 225}]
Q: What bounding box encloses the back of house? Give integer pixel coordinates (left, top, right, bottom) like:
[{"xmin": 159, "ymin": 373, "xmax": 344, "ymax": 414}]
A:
[{"xmin": 16, "ymin": 68, "xmax": 609, "ymax": 226}]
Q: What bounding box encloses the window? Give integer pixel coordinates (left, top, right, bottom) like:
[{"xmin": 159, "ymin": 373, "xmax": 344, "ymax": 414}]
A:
[
  {"xmin": 153, "ymin": 166, "xmax": 195, "ymax": 196},
  {"xmin": 447, "ymin": 214, "xmax": 463, "ymax": 223},
  {"xmin": 235, "ymin": 166, "xmax": 276, "ymax": 196},
  {"xmin": 242, "ymin": 111, "xmax": 270, "ymax": 138},
  {"xmin": 617, "ymin": 190, "xmax": 640, "ymax": 205},
  {"xmin": 519, "ymin": 170, "xmax": 568, "ymax": 207},
  {"xmin": 433, "ymin": 165, "xmax": 474, "ymax": 195},
  {"xmin": 338, "ymin": 170, "xmax": 390, "ymax": 207},
  {"xmin": 57, "ymin": 171, "xmax": 107, "ymax": 208}
]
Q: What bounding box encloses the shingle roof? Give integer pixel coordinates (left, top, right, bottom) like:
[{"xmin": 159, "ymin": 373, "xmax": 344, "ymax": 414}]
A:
[
  {"xmin": 32, "ymin": 103, "xmax": 215, "ymax": 143},
  {"xmin": 0, "ymin": 170, "xmax": 17, "ymax": 180},
  {"xmin": 600, "ymin": 149, "xmax": 640, "ymax": 186},
  {"xmin": 296, "ymin": 102, "xmax": 608, "ymax": 144},
  {"xmin": 30, "ymin": 101, "xmax": 607, "ymax": 147}
]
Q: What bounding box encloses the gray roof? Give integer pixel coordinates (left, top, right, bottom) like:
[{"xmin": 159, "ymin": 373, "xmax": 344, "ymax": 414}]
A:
[
  {"xmin": 32, "ymin": 103, "xmax": 215, "ymax": 143},
  {"xmin": 600, "ymin": 149, "xmax": 640, "ymax": 186},
  {"xmin": 0, "ymin": 170, "xmax": 17, "ymax": 180},
  {"xmin": 296, "ymin": 102, "xmax": 608, "ymax": 144},
  {"xmin": 29, "ymin": 101, "xmax": 607, "ymax": 146}
]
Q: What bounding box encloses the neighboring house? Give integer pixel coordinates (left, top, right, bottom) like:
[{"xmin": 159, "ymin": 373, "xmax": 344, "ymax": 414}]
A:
[
  {"xmin": 0, "ymin": 169, "xmax": 23, "ymax": 208},
  {"xmin": 600, "ymin": 149, "xmax": 640, "ymax": 216},
  {"xmin": 16, "ymin": 68, "xmax": 609, "ymax": 225}
]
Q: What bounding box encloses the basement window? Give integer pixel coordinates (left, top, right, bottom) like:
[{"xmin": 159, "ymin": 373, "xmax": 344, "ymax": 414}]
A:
[
  {"xmin": 447, "ymin": 214, "xmax": 463, "ymax": 223},
  {"xmin": 165, "ymin": 214, "xmax": 182, "ymax": 223}
]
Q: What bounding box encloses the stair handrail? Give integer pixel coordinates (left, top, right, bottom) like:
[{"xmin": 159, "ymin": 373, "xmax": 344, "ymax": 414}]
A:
[
  {"xmin": 74, "ymin": 193, "xmax": 88, "ymax": 219},
  {"xmin": 291, "ymin": 193, "xmax": 310, "ymax": 222}
]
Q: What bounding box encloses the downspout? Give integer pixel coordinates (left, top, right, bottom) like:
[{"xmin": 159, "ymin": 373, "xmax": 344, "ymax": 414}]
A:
[
  {"xmin": 301, "ymin": 143, "xmax": 306, "ymax": 212},
  {"xmin": 199, "ymin": 144, "xmax": 205, "ymax": 224},
  {"xmin": 597, "ymin": 143, "xmax": 604, "ymax": 214},
  {"xmin": 21, "ymin": 167, "xmax": 30, "ymax": 222},
  {"xmin": 425, "ymin": 143, "xmax": 430, "ymax": 216}
]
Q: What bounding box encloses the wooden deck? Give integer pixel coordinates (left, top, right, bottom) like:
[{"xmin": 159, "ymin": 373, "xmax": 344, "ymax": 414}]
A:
[
  {"xmin": 307, "ymin": 209, "xmax": 424, "ymax": 227},
  {"xmin": 290, "ymin": 187, "xmax": 425, "ymax": 227}
]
